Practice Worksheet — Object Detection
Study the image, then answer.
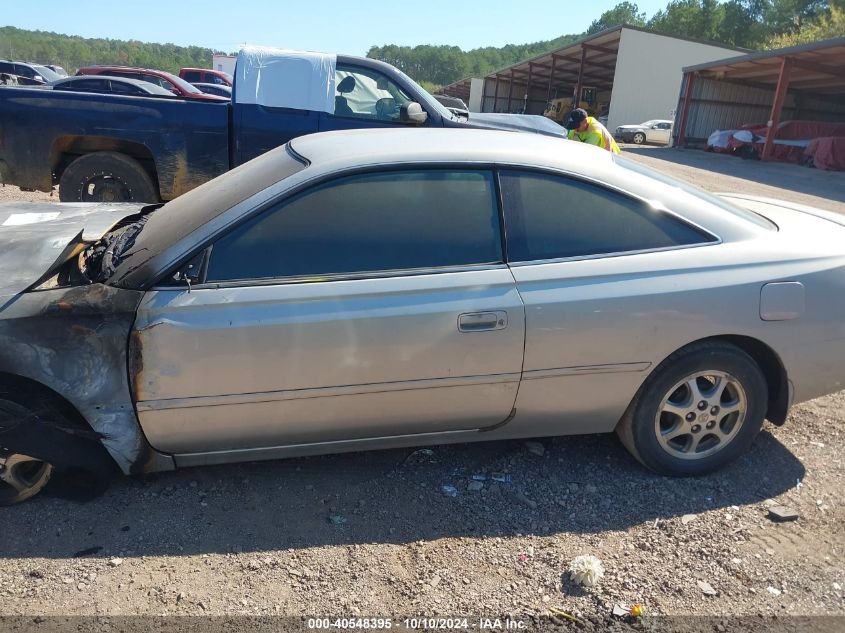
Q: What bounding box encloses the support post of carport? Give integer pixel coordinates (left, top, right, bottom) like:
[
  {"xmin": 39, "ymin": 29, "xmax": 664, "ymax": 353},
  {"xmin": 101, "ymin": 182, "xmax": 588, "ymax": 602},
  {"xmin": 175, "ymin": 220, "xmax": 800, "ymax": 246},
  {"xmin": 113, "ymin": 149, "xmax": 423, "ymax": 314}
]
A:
[
  {"xmin": 547, "ymin": 56, "xmax": 556, "ymax": 101},
  {"xmin": 573, "ymin": 46, "xmax": 586, "ymax": 107},
  {"xmin": 676, "ymin": 72, "xmax": 696, "ymax": 147},
  {"xmin": 525, "ymin": 63, "xmax": 533, "ymax": 113},
  {"xmin": 761, "ymin": 57, "xmax": 792, "ymax": 161},
  {"xmin": 492, "ymin": 75, "xmax": 500, "ymax": 112},
  {"xmin": 506, "ymin": 70, "xmax": 515, "ymax": 113}
]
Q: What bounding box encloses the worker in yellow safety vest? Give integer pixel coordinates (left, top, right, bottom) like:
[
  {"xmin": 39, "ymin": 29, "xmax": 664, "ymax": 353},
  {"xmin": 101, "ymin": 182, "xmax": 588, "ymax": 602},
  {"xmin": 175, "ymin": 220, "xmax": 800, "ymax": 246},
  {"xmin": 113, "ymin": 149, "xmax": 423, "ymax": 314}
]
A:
[{"xmin": 565, "ymin": 108, "xmax": 620, "ymax": 154}]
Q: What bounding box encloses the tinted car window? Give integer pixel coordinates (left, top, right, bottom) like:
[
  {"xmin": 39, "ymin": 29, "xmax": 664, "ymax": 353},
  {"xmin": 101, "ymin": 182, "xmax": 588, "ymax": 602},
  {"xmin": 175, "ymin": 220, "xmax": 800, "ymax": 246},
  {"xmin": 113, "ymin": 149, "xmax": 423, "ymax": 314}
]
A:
[
  {"xmin": 14, "ymin": 64, "xmax": 35, "ymax": 79},
  {"xmin": 0, "ymin": 62, "xmax": 13, "ymax": 73},
  {"xmin": 110, "ymin": 71, "xmax": 142, "ymax": 81},
  {"xmin": 206, "ymin": 170, "xmax": 501, "ymax": 282},
  {"xmin": 500, "ymin": 170, "xmax": 713, "ymax": 262},
  {"xmin": 55, "ymin": 78, "xmax": 109, "ymax": 92},
  {"xmin": 210, "ymin": 74, "xmax": 226, "ymax": 85},
  {"xmin": 109, "ymin": 80, "xmax": 143, "ymax": 95},
  {"xmin": 143, "ymin": 74, "xmax": 175, "ymax": 91},
  {"xmin": 182, "ymin": 70, "xmax": 201, "ymax": 82}
]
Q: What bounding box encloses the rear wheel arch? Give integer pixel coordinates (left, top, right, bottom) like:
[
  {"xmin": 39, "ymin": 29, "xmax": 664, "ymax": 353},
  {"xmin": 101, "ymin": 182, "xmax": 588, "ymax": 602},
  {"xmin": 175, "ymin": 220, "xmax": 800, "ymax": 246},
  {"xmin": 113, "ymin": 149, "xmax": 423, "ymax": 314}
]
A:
[{"xmin": 632, "ymin": 335, "xmax": 788, "ymax": 427}]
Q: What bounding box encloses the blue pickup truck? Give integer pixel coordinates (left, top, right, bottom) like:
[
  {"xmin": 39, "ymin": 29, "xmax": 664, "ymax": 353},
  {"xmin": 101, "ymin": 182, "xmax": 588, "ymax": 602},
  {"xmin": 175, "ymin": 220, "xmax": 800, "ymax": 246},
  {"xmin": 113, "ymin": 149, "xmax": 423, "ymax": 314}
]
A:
[{"xmin": 0, "ymin": 47, "xmax": 563, "ymax": 202}]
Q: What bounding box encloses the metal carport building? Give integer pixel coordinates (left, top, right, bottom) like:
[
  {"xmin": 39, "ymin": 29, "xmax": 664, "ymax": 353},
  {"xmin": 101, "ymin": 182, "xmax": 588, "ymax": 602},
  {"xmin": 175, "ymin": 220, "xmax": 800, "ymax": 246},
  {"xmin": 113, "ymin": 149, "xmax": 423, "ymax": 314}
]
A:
[
  {"xmin": 674, "ymin": 37, "xmax": 845, "ymax": 160},
  {"xmin": 440, "ymin": 25, "xmax": 740, "ymax": 132}
]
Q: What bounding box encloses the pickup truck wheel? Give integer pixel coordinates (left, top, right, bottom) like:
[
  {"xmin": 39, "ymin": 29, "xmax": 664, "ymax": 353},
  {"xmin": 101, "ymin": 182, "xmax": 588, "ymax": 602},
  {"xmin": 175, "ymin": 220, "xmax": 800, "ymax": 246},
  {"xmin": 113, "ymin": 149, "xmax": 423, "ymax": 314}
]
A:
[{"xmin": 59, "ymin": 152, "xmax": 158, "ymax": 203}]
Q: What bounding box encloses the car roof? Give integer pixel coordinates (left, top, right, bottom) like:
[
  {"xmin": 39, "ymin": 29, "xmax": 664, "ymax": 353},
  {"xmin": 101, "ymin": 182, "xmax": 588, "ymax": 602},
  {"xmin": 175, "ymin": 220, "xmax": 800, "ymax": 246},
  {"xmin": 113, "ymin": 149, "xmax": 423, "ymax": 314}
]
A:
[
  {"xmin": 289, "ymin": 128, "xmax": 610, "ymax": 177},
  {"xmin": 82, "ymin": 65, "xmax": 167, "ymax": 74}
]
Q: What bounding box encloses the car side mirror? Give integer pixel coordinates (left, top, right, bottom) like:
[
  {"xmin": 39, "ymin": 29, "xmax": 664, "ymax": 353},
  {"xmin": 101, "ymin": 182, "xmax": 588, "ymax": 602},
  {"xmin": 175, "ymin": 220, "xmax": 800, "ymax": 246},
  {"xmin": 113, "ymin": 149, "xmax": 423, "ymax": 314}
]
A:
[{"xmin": 401, "ymin": 102, "xmax": 428, "ymax": 125}]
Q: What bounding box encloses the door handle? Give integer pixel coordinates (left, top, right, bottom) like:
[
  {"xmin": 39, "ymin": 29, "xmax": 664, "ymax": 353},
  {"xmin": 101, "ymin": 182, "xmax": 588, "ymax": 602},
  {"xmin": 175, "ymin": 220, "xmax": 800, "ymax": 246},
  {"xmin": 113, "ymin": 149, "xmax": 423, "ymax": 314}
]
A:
[{"xmin": 458, "ymin": 311, "xmax": 508, "ymax": 332}]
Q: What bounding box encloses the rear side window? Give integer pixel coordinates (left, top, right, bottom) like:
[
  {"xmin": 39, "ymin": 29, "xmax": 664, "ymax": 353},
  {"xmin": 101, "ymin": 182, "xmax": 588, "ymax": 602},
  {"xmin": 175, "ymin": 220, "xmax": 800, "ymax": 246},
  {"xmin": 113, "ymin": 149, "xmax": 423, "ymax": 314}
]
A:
[
  {"xmin": 500, "ymin": 170, "xmax": 713, "ymax": 262},
  {"xmin": 206, "ymin": 170, "xmax": 501, "ymax": 282},
  {"xmin": 182, "ymin": 70, "xmax": 201, "ymax": 83},
  {"xmin": 141, "ymin": 74, "xmax": 174, "ymax": 90},
  {"xmin": 109, "ymin": 81, "xmax": 143, "ymax": 95}
]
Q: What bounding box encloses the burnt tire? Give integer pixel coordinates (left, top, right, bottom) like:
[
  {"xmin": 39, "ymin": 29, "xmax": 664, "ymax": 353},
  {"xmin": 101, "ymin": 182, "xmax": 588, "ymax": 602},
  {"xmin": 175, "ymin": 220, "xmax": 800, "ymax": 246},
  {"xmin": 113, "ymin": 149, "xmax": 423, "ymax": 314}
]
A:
[
  {"xmin": 0, "ymin": 399, "xmax": 54, "ymax": 505},
  {"xmin": 616, "ymin": 341, "xmax": 767, "ymax": 476},
  {"xmin": 0, "ymin": 384, "xmax": 116, "ymax": 505},
  {"xmin": 632, "ymin": 132, "xmax": 646, "ymax": 144},
  {"xmin": 59, "ymin": 151, "xmax": 158, "ymax": 203}
]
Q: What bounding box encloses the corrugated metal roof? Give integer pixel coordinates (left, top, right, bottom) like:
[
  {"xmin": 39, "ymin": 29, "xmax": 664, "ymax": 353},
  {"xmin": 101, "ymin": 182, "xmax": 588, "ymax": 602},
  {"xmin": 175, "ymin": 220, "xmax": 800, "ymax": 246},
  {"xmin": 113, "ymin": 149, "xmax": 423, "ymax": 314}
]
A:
[
  {"xmin": 683, "ymin": 36, "xmax": 845, "ymax": 94},
  {"xmin": 441, "ymin": 25, "xmax": 744, "ymax": 97}
]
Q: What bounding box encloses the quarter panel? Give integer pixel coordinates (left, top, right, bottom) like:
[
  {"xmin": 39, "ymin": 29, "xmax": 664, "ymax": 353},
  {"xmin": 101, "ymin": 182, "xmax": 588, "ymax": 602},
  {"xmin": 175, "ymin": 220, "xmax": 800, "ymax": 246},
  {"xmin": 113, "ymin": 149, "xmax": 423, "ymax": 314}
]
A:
[{"xmin": 508, "ymin": 240, "xmax": 845, "ymax": 435}]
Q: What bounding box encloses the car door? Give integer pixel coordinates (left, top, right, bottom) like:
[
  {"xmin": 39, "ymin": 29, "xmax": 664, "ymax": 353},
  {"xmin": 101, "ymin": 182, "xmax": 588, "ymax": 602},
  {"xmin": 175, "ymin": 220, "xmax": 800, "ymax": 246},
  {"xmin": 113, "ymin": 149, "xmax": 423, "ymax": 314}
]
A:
[
  {"xmin": 649, "ymin": 122, "xmax": 671, "ymax": 144},
  {"xmin": 318, "ymin": 63, "xmax": 431, "ymax": 132},
  {"xmin": 498, "ymin": 169, "xmax": 718, "ymax": 435},
  {"xmin": 133, "ymin": 168, "xmax": 526, "ymax": 456}
]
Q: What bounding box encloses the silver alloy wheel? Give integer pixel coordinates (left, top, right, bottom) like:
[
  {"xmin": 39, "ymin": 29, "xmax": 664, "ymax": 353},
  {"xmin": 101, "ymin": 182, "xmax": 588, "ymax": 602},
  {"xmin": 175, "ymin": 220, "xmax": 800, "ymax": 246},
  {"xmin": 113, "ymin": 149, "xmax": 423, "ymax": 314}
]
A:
[
  {"xmin": 0, "ymin": 453, "xmax": 53, "ymax": 503},
  {"xmin": 654, "ymin": 371, "xmax": 747, "ymax": 460}
]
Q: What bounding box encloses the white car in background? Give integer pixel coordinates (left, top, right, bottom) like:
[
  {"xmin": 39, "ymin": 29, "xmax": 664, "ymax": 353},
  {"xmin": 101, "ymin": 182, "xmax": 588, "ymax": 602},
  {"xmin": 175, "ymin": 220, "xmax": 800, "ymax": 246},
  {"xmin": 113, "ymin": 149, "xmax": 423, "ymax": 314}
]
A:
[{"xmin": 615, "ymin": 119, "xmax": 673, "ymax": 145}]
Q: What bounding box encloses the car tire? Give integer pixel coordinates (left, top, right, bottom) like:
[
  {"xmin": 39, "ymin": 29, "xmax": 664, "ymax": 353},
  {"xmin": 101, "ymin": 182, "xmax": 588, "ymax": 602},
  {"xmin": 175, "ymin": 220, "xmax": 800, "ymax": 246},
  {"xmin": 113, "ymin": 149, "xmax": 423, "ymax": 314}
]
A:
[
  {"xmin": 616, "ymin": 341, "xmax": 767, "ymax": 476},
  {"xmin": 0, "ymin": 398, "xmax": 54, "ymax": 506},
  {"xmin": 632, "ymin": 132, "xmax": 646, "ymax": 145},
  {"xmin": 59, "ymin": 152, "xmax": 158, "ymax": 203}
]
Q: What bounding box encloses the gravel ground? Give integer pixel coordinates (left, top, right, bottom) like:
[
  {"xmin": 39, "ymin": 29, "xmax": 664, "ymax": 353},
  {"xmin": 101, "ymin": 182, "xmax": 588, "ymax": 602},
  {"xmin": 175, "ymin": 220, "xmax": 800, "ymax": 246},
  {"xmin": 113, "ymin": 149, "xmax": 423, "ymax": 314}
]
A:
[{"xmin": 1, "ymin": 149, "xmax": 844, "ymax": 631}]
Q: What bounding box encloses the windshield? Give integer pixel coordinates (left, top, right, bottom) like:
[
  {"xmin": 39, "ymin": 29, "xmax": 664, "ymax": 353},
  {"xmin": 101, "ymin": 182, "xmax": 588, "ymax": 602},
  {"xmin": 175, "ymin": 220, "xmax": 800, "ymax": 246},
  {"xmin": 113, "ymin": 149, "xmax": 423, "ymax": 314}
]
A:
[
  {"xmin": 164, "ymin": 71, "xmax": 204, "ymax": 95},
  {"xmin": 614, "ymin": 156, "xmax": 777, "ymax": 230},
  {"xmin": 107, "ymin": 145, "xmax": 308, "ymax": 286},
  {"xmin": 33, "ymin": 65, "xmax": 61, "ymax": 82},
  {"xmin": 640, "ymin": 120, "xmax": 658, "ymax": 127}
]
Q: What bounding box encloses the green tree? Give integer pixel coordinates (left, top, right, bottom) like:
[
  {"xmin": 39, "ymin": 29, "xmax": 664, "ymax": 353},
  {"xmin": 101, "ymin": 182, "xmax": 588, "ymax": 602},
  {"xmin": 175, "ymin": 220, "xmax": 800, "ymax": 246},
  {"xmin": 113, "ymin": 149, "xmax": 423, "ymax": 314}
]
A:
[{"xmin": 587, "ymin": 2, "xmax": 647, "ymax": 33}]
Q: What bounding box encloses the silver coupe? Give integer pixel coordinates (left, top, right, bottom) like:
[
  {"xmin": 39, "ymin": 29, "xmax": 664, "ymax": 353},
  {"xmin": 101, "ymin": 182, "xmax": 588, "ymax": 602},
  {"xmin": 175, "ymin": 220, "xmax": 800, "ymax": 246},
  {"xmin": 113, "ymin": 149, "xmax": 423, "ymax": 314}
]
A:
[{"xmin": 2, "ymin": 128, "xmax": 844, "ymax": 504}]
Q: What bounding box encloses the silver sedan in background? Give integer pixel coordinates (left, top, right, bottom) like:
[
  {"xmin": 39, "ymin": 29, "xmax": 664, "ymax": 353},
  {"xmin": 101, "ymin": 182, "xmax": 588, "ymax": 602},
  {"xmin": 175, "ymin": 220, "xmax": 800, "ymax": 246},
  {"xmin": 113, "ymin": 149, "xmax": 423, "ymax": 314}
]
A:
[{"xmin": 1, "ymin": 128, "xmax": 845, "ymax": 504}]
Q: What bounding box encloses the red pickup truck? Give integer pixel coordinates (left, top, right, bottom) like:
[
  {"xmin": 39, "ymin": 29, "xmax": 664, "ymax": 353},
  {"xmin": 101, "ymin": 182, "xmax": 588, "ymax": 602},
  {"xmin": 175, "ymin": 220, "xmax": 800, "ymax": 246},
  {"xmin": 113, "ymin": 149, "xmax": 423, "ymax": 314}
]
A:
[{"xmin": 77, "ymin": 66, "xmax": 228, "ymax": 101}]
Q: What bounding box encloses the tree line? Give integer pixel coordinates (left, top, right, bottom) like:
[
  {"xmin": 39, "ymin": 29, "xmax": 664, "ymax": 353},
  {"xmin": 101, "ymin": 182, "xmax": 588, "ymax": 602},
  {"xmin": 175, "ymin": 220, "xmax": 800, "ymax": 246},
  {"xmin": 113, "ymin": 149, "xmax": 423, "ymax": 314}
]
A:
[
  {"xmin": 0, "ymin": 26, "xmax": 226, "ymax": 74},
  {"xmin": 368, "ymin": 0, "xmax": 844, "ymax": 89}
]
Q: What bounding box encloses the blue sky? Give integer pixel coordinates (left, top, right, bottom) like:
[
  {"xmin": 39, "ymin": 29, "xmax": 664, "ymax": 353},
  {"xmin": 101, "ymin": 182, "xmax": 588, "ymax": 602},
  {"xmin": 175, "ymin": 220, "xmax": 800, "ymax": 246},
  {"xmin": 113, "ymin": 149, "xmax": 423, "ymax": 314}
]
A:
[{"xmin": 4, "ymin": 0, "xmax": 670, "ymax": 56}]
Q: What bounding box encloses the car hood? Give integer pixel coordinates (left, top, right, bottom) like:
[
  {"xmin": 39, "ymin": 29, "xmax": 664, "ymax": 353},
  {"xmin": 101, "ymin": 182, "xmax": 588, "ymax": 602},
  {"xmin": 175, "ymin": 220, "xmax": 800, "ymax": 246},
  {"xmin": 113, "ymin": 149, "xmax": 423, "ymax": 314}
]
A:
[
  {"xmin": 0, "ymin": 202, "xmax": 145, "ymax": 307},
  {"xmin": 455, "ymin": 112, "xmax": 566, "ymax": 137}
]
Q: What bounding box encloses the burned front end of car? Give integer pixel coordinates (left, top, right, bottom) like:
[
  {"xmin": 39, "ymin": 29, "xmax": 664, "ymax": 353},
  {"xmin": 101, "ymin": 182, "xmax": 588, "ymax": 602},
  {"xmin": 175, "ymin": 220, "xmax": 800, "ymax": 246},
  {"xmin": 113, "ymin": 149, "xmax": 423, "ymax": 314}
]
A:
[{"xmin": 0, "ymin": 203, "xmax": 174, "ymax": 480}]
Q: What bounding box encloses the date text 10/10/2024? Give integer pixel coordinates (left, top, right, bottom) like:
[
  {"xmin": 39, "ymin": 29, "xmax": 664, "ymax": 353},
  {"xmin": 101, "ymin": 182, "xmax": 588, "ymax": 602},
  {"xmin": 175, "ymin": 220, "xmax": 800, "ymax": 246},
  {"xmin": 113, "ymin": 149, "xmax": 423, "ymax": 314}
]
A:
[{"xmin": 307, "ymin": 618, "xmax": 527, "ymax": 630}]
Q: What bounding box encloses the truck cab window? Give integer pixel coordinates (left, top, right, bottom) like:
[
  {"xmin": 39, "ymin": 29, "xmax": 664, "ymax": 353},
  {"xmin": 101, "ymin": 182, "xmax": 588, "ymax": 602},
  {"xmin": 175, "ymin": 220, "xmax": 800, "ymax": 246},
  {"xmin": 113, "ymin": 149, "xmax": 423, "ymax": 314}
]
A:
[{"xmin": 334, "ymin": 65, "xmax": 413, "ymax": 122}]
